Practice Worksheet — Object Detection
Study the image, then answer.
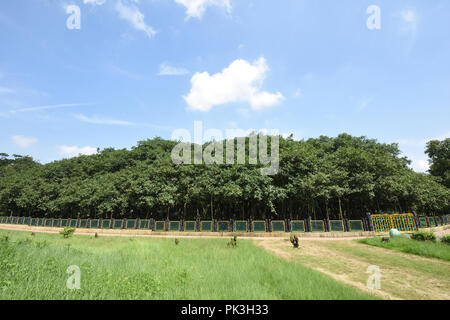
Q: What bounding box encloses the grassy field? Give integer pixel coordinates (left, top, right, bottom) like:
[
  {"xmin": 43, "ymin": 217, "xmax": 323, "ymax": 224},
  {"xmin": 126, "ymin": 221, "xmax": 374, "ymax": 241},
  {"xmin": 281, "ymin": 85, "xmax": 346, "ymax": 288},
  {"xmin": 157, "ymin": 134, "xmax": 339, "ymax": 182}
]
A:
[
  {"xmin": 0, "ymin": 229, "xmax": 376, "ymax": 300},
  {"xmin": 256, "ymin": 238, "xmax": 450, "ymax": 300},
  {"xmin": 358, "ymin": 236, "xmax": 450, "ymax": 261}
]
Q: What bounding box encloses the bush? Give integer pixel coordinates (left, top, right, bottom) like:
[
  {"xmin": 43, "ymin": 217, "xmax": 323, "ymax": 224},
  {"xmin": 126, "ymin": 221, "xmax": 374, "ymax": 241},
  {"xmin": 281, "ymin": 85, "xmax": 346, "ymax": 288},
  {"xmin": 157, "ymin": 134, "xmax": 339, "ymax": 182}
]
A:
[
  {"xmin": 290, "ymin": 234, "xmax": 299, "ymax": 248},
  {"xmin": 440, "ymin": 235, "xmax": 450, "ymax": 245},
  {"xmin": 227, "ymin": 236, "xmax": 237, "ymax": 248},
  {"xmin": 60, "ymin": 227, "xmax": 75, "ymax": 239},
  {"xmin": 411, "ymin": 231, "xmax": 436, "ymax": 242}
]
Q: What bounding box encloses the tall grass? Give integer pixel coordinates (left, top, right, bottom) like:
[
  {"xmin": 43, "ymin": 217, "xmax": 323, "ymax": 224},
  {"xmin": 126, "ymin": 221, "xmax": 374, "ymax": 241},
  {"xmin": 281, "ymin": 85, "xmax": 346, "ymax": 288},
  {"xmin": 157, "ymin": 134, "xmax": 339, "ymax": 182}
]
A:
[
  {"xmin": 358, "ymin": 236, "xmax": 450, "ymax": 261},
  {"xmin": 0, "ymin": 230, "xmax": 377, "ymax": 300}
]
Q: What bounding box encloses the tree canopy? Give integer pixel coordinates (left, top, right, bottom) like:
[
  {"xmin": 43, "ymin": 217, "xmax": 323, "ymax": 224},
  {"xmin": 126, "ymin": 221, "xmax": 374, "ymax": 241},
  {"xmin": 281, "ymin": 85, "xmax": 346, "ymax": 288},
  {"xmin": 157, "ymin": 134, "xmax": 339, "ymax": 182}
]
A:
[
  {"xmin": 425, "ymin": 138, "xmax": 450, "ymax": 188},
  {"xmin": 0, "ymin": 134, "xmax": 448, "ymax": 220}
]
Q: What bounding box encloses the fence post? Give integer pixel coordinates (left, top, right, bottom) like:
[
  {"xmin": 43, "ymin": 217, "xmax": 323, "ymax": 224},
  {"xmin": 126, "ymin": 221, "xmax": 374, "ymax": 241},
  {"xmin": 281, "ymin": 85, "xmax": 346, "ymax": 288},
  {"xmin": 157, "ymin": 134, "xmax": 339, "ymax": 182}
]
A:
[
  {"xmin": 324, "ymin": 218, "xmax": 330, "ymax": 232},
  {"xmin": 343, "ymin": 218, "xmax": 349, "ymax": 232},
  {"xmin": 366, "ymin": 212, "xmax": 373, "ymax": 231},
  {"xmin": 412, "ymin": 212, "xmax": 420, "ymax": 230},
  {"xmin": 306, "ymin": 216, "xmax": 311, "ymax": 232}
]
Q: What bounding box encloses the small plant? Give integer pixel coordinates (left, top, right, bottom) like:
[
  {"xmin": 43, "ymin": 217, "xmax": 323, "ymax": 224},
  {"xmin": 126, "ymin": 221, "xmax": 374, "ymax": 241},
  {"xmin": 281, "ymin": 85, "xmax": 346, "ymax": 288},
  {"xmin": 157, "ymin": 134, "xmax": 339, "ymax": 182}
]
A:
[
  {"xmin": 440, "ymin": 235, "xmax": 450, "ymax": 245},
  {"xmin": 94, "ymin": 232, "xmax": 98, "ymax": 238},
  {"xmin": 1, "ymin": 235, "xmax": 9, "ymax": 243},
  {"xmin": 290, "ymin": 234, "xmax": 299, "ymax": 248},
  {"xmin": 381, "ymin": 237, "xmax": 390, "ymax": 243},
  {"xmin": 175, "ymin": 238, "xmax": 180, "ymax": 245},
  {"xmin": 227, "ymin": 236, "xmax": 237, "ymax": 248},
  {"xmin": 30, "ymin": 232, "xmax": 35, "ymax": 237},
  {"xmin": 411, "ymin": 231, "xmax": 436, "ymax": 242},
  {"xmin": 60, "ymin": 227, "xmax": 75, "ymax": 239}
]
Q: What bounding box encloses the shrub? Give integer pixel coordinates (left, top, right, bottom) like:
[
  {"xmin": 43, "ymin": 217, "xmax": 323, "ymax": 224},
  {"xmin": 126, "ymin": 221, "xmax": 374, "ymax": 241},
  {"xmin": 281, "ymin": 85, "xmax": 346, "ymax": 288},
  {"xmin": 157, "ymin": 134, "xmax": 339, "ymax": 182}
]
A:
[
  {"xmin": 440, "ymin": 235, "xmax": 450, "ymax": 245},
  {"xmin": 290, "ymin": 234, "xmax": 299, "ymax": 248},
  {"xmin": 60, "ymin": 227, "xmax": 75, "ymax": 239},
  {"xmin": 227, "ymin": 236, "xmax": 237, "ymax": 248},
  {"xmin": 175, "ymin": 238, "xmax": 179, "ymax": 245},
  {"xmin": 411, "ymin": 231, "xmax": 436, "ymax": 242}
]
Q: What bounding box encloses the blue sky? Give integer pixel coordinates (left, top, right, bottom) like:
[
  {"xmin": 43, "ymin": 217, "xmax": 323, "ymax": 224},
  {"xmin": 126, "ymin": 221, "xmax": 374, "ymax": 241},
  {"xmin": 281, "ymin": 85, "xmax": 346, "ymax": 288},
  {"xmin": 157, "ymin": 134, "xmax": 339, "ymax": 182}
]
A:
[{"xmin": 0, "ymin": 0, "xmax": 449, "ymax": 172}]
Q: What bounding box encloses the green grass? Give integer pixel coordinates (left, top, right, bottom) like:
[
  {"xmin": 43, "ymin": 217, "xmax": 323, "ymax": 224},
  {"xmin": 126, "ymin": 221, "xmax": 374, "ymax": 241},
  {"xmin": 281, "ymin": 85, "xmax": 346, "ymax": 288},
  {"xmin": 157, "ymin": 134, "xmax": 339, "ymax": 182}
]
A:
[
  {"xmin": 358, "ymin": 236, "xmax": 450, "ymax": 261},
  {"xmin": 0, "ymin": 229, "xmax": 377, "ymax": 300}
]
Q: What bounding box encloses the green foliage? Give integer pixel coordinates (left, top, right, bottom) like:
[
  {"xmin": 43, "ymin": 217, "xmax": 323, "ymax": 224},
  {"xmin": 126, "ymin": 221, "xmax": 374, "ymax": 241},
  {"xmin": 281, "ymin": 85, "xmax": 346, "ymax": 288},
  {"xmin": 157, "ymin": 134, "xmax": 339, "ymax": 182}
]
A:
[
  {"xmin": 359, "ymin": 236, "xmax": 450, "ymax": 261},
  {"xmin": 174, "ymin": 238, "xmax": 179, "ymax": 245},
  {"xmin": 0, "ymin": 134, "xmax": 449, "ymax": 220},
  {"xmin": 425, "ymin": 138, "xmax": 450, "ymax": 187},
  {"xmin": 59, "ymin": 227, "xmax": 75, "ymax": 239},
  {"xmin": 440, "ymin": 235, "xmax": 450, "ymax": 245},
  {"xmin": 227, "ymin": 235, "xmax": 237, "ymax": 248},
  {"xmin": 411, "ymin": 231, "xmax": 436, "ymax": 242}
]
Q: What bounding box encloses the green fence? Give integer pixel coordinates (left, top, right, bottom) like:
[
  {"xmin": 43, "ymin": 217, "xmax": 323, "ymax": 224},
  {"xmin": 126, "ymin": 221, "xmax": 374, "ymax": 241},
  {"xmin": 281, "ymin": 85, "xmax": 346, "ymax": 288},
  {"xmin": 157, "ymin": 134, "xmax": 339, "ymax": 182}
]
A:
[
  {"xmin": 139, "ymin": 219, "xmax": 150, "ymax": 229},
  {"xmin": 4, "ymin": 215, "xmax": 448, "ymax": 233},
  {"xmin": 329, "ymin": 220, "xmax": 344, "ymax": 232},
  {"xmin": 217, "ymin": 221, "xmax": 230, "ymax": 232},
  {"xmin": 200, "ymin": 221, "xmax": 212, "ymax": 232},
  {"xmin": 428, "ymin": 217, "xmax": 436, "ymax": 227},
  {"xmin": 126, "ymin": 219, "xmax": 136, "ymax": 229},
  {"xmin": 252, "ymin": 221, "xmax": 266, "ymax": 232},
  {"xmin": 155, "ymin": 221, "xmax": 165, "ymax": 231},
  {"xmin": 113, "ymin": 220, "xmax": 123, "ymax": 229},
  {"xmin": 419, "ymin": 217, "xmax": 428, "ymax": 228},
  {"xmin": 90, "ymin": 219, "xmax": 99, "ymax": 229},
  {"xmin": 234, "ymin": 220, "xmax": 247, "ymax": 232},
  {"xmin": 184, "ymin": 221, "xmax": 196, "ymax": 232},
  {"xmin": 290, "ymin": 220, "xmax": 305, "ymax": 232},
  {"xmin": 169, "ymin": 221, "xmax": 180, "ymax": 231},
  {"xmin": 101, "ymin": 219, "xmax": 110, "ymax": 229},
  {"xmin": 349, "ymin": 220, "xmax": 363, "ymax": 231},
  {"xmin": 271, "ymin": 220, "xmax": 285, "ymax": 232},
  {"xmin": 310, "ymin": 220, "xmax": 325, "ymax": 232}
]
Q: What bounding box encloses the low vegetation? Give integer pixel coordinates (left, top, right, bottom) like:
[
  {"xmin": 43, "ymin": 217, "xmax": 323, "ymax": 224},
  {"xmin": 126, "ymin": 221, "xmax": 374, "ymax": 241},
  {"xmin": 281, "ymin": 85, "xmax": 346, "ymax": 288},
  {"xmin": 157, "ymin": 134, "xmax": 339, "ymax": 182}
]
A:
[
  {"xmin": 0, "ymin": 229, "xmax": 376, "ymax": 300},
  {"xmin": 411, "ymin": 231, "xmax": 436, "ymax": 242},
  {"xmin": 358, "ymin": 236, "xmax": 450, "ymax": 261}
]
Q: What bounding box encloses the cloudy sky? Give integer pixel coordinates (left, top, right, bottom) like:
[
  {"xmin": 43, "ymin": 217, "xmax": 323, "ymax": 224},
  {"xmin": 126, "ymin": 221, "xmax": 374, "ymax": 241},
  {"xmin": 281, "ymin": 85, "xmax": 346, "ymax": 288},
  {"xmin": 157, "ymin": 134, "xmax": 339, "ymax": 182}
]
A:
[{"xmin": 0, "ymin": 0, "xmax": 449, "ymax": 171}]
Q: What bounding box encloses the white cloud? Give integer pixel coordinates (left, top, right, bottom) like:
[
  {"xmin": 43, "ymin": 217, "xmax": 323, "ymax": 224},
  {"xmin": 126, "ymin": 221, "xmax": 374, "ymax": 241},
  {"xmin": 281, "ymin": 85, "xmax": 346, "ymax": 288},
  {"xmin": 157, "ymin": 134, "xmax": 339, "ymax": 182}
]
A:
[
  {"xmin": 357, "ymin": 97, "xmax": 371, "ymax": 111},
  {"xmin": 0, "ymin": 87, "xmax": 15, "ymax": 94},
  {"xmin": 11, "ymin": 135, "xmax": 38, "ymax": 148},
  {"xmin": 400, "ymin": 9, "xmax": 417, "ymax": 23},
  {"xmin": 412, "ymin": 159, "xmax": 430, "ymax": 173},
  {"xmin": 74, "ymin": 114, "xmax": 136, "ymax": 126},
  {"xmin": 59, "ymin": 145, "xmax": 98, "ymax": 158},
  {"xmin": 115, "ymin": 0, "xmax": 156, "ymax": 38},
  {"xmin": 184, "ymin": 57, "xmax": 284, "ymax": 112},
  {"xmin": 158, "ymin": 62, "xmax": 189, "ymax": 76},
  {"xmin": 84, "ymin": 0, "xmax": 106, "ymax": 5},
  {"xmin": 396, "ymin": 8, "xmax": 419, "ymax": 40},
  {"xmin": 175, "ymin": 0, "xmax": 231, "ymax": 19}
]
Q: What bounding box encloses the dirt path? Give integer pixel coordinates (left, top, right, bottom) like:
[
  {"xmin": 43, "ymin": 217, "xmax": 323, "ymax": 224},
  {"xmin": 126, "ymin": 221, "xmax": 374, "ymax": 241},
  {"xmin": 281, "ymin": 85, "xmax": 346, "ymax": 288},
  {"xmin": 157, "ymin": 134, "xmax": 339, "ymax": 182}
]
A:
[
  {"xmin": 255, "ymin": 238, "xmax": 450, "ymax": 300},
  {"xmin": 0, "ymin": 224, "xmax": 372, "ymax": 240}
]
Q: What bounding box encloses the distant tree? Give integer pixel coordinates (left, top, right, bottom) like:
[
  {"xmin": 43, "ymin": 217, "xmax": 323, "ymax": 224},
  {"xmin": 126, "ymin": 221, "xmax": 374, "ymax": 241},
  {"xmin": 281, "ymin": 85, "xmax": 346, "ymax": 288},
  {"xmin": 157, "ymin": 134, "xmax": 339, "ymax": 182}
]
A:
[{"xmin": 425, "ymin": 138, "xmax": 450, "ymax": 187}]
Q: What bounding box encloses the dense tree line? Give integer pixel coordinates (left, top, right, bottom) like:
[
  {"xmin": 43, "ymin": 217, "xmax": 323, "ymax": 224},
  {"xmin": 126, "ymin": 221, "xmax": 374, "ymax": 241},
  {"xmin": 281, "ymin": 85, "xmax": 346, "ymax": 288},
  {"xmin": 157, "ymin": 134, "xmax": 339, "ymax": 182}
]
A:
[{"xmin": 0, "ymin": 134, "xmax": 448, "ymax": 220}]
